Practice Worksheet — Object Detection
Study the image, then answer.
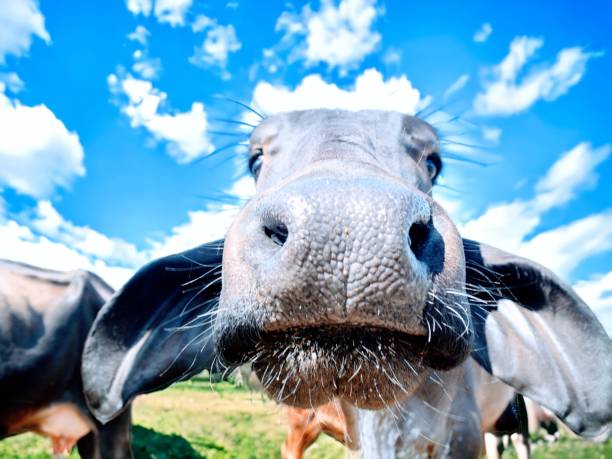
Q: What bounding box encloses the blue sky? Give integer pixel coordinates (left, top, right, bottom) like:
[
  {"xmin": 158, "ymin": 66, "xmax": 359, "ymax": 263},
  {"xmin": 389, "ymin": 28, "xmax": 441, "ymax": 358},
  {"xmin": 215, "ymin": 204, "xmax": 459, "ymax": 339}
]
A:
[{"xmin": 0, "ymin": 0, "xmax": 610, "ymax": 330}]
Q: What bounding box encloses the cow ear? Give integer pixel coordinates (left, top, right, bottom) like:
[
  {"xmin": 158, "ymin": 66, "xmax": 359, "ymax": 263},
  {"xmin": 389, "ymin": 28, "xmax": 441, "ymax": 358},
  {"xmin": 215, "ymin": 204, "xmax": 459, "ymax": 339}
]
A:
[
  {"xmin": 82, "ymin": 240, "xmax": 223, "ymax": 423},
  {"xmin": 463, "ymin": 239, "xmax": 612, "ymax": 441}
]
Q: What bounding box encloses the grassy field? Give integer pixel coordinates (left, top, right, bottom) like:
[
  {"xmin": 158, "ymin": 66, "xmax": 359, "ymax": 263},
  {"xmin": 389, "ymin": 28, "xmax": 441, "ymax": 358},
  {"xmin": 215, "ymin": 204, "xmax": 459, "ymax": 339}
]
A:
[{"xmin": 0, "ymin": 377, "xmax": 610, "ymax": 458}]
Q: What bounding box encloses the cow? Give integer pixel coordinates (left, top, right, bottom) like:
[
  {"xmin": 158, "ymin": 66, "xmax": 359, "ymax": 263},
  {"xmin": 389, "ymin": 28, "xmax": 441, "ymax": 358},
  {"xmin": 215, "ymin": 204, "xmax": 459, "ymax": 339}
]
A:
[
  {"xmin": 481, "ymin": 395, "xmax": 561, "ymax": 459},
  {"xmin": 0, "ymin": 259, "xmax": 132, "ymax": 458},
  {"xmin": 80, "ymin": 109, "xmax": 612, "ymax": 458},
  {"xmin": 481, "ymin": 395, "xmax": 530, "ymax": 459}
]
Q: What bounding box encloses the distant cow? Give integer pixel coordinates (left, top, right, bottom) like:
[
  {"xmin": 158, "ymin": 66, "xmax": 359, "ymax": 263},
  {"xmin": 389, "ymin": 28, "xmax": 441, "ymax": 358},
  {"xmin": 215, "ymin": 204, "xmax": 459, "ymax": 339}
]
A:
[
  {"xmin": 481, "ymin": 396, "xmax": 560, "ymax": 459},
  {"xmin": 80, "ymin": 110, "xmax": 612, "ymax": 457},
  {"xmin": 481, "ymin": 395, "xmax": 530, "ymax": 459},
  {"xmin": 0, "ymin": 260, "xmax": 132, "ymax": 458}
]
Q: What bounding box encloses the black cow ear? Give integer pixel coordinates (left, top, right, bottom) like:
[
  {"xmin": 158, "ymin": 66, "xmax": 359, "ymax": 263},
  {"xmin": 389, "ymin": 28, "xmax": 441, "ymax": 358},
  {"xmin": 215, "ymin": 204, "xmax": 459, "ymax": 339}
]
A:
[
  {"xmin": 463, "ymin": 239, "xmax": 612, "ymax": 441},
  {"xmin": 82, "ymin": 241, "xmax": 224, "ymax": 423}
]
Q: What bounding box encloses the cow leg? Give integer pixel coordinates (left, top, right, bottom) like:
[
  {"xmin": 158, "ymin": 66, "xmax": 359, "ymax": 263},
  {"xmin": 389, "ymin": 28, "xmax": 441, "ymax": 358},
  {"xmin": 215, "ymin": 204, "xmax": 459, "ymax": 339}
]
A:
[
  {"xmin": 281, "ymin": 408, "xmax": 323, "ymax": 459},
  {"xmin": 510, "ymin": 433, "xmax": 530, "ymax": 459},
  {"xmin": 511, "ymin": 393, "xmax": 531, "ymax": 459},
  {"xmin": 320, "ymin": 412, "xmax": 352, "ymax": 447},
  {"xmin": 281, "ymin": 424, "xmax": 322, "ymax": 459},
  {"xmin": 281, "ymin": 420, "xmax": 322, "ymax": 459},
  {"xmin": 483, "ymin": 433, "xmax": 501, "ymax": 459},
  {"xmin": 77, "ymin": 406, "xmax": 132, "ymax": 459},
  {"xmin": 76, "ymin": 431, "xmax": 99, "ymax": 459}
]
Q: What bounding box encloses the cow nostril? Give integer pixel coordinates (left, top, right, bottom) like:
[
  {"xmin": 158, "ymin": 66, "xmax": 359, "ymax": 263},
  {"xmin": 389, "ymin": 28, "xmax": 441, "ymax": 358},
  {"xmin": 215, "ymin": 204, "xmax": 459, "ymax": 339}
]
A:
[
  {"xmin": 408, "ymin": 221, "xmax": 430, "ymax": 261},
  {"xmin": 264, "ymin": 223, "xmax": 289, "ymax": 246}
]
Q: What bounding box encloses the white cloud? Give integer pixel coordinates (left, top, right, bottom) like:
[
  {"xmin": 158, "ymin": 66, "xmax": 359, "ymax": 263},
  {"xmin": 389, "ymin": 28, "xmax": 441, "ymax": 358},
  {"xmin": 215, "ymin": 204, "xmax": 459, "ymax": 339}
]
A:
[
  {"xmin": 127, "ymin": 25, "xmax": 150, "ymax": 46},
  {"xmin": 108, "ymin": 72, "xmax": 213, "ymax": 163},
  {"xmin": 189, "ymin": 15, "xmax": 242, "ymax": 79},
  {"xmin": 0, "ymin": 0, "xmax": 50, "ymax": 64},
  {"xmin": 0, "ymin": 220, "xmax": 135, "ymax": 289},
  {"xmin": 517, "ymin": 210, "xmax": 612, "ymax": 278},
  {"xmin": 125, "ymin": 0, "xmax": 192, "ymax": 27},
  {"xmin": 443, "ymin": 74, "xmax": 470, "ymax": 99},
  {"xmin": 0, "ymin": 84, "xmax": 85, "ymax": 198},
  {"xmin": 574, "ymin": 271, "xmax": 612, "ymax": 335},
  {"xmin": 148, "ymin": 175, "xmax": 254, "ymax": 258},
  {"xmin": 461, "ymin": 200, "xmax": 539, "ymax": 252},
  {"xmin": 474, "ymin": 36, "xmax": 601, "ymax": 116},
  {"xmin": 148, "ymin": 207, "xmax": 237, "ymax": 257},
  {"xmin": 28, "ymin": 201, "xmax": 147, "ymax": 267},
  {"xmin": 0, "ymin": 72, "xmax": 25, "ymax": 93},
  {"xmin": 497, "ymin": 36, "xmax": 542, "ymax": 81},
  {"xmin": 132, "ymin": 50, "xmax": 162, "ymax": 80},
  {"xmin": 191, "ymin": 14, "xmax": 214, "ymax": 32},
  {"xmin": 473, "ymin": 23, "xmax": 492, "ymax": 43},
  {"xmin": 0, "ymin": 204, "xmax": 142, "ymax": 289},
  {"xmin": 127, "ymin": 26, "xmax": 160, "ymax": 80},
  {"xmin": 250, "ymin": 68, "xmax": 423, "ymax": 117},
  {"xmin": 460, "ymin": 142, "xmax": 611, "ymax": 277},
  {"xmin": 434, "ymin": 190, "xmax": 465, "ymax": 224},
  {"xmin": 534, "ymin": 142, "xmax": 611, "ymax": 209},
  {"xmin": 126, "ymin": 0, "xmax": 152, "ymax": 16},
  {"xmin": 154, "ymin": 0, "xmax": 192, "ymax": 26},
  {"xmin": 275, "ymin": 0, "xmax": 381, "ymax": 73},
  {"xmin": 133, "ymin": 58, "xmax": 161, "ymax": 80},
  {"xmin": 575, "ymin": 272, "xmax": 612, "ymax": 311},
  {"xmin": 481, "ymin": 126, "xmax": 502, "ymax": 144},
  {"xmin": 254, "ymin": 48, "xmax": 284, "ymax": 76},
  {"xmin": 382, "ymin": 48, "xmax": 401, "ymax": 66}
]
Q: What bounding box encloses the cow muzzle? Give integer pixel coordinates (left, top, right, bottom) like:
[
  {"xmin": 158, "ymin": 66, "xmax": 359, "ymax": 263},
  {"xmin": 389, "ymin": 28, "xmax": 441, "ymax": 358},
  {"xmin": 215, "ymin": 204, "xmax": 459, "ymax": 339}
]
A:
[{"xmin": 215, "ymin": 173, "xmax": 471, "ymax": 408}]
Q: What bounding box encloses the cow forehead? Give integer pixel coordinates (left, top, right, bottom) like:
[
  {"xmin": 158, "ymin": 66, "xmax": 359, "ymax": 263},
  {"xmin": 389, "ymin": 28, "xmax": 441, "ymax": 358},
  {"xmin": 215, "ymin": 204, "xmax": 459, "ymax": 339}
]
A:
[{"xmin": 250, "ymin": 109, "xmax": 438, "ymax": 148}]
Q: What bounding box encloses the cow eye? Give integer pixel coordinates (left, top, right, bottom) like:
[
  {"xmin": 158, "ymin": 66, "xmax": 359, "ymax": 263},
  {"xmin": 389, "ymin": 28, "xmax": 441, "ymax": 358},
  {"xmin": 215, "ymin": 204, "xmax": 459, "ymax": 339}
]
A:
[
  {"xmin": 426, "ymin": 154, "xmax": 442, "ymax": 182},
  {"xmin": 248, "ymin": 148, "xmax": 264, "ymax": 178}
]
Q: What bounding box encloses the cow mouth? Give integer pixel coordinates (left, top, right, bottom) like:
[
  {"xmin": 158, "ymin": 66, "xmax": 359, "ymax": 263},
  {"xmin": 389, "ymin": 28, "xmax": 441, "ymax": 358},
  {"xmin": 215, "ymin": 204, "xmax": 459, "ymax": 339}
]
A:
[
  {"xmin": 253, "ymin": 326, "xmax": 432, "ymax": 408},
  {"xmin": 218, "ymin": 324, "xmax": 464, "ymax": 409}
]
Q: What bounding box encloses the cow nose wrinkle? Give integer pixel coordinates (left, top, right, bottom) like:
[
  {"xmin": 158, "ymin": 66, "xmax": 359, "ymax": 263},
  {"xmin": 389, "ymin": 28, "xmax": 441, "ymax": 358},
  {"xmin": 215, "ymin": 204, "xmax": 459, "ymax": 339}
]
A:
[
  {"xmin": 408, "ymin": 220, "xmax": 430, "ymax": 261},
  {"xmin": 264, "ymin": 222, "xmax": 289, "ymax": 246}
]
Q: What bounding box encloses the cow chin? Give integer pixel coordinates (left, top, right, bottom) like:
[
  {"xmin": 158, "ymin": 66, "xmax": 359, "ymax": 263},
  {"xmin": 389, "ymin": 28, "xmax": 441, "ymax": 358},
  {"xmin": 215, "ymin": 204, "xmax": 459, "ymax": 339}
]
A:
[
  {"xmin": 214, "ymin": 309, "xmax": 472, "ymax": 410},
  {"xmin": 251, "ymin": 326, "xmax": 431, "ymax": 409}
]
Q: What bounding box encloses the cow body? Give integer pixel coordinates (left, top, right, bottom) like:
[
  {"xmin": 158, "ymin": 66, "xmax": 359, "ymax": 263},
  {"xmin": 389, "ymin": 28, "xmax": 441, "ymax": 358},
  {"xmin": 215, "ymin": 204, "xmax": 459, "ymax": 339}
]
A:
[{"xmin": 0, "ymin": 259, "xmax": 132, "ymax": 458}]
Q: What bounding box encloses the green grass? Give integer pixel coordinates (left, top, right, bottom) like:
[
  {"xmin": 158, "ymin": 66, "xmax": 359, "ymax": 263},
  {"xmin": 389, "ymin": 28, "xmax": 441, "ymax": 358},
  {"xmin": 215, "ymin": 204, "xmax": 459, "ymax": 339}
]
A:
[
  {"xmin": 531, "ymin": 435, "xmax": 611, "ymax": 459},
  {"xmin": 1, "ymin": 378, "xmax": 609, "ymax": 458}
]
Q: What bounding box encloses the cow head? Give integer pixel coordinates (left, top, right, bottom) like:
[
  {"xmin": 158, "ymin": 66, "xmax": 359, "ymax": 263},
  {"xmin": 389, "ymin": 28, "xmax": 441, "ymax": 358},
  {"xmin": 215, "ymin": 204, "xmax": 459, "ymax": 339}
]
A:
[{"xmin": 82, "ymin": 110, "xmax": 612, "ymax": 440}]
